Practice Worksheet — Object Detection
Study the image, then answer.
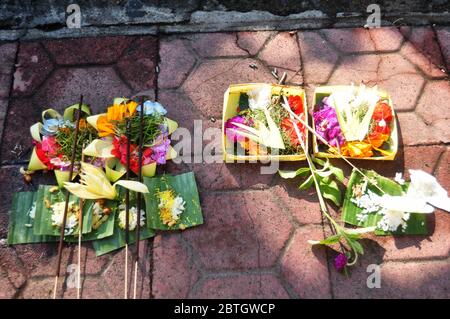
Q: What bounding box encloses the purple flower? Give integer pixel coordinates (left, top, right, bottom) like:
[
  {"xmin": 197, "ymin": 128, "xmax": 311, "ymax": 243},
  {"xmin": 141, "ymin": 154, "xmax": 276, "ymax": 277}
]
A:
[
  {"xmin": 334, "ymin": 253, "xmax": 347, "ymax": 272},
  {"xmin": 224, "ymin": 116, "xmax": 251, "ymax": 143},
  {"xmin": 313, "ymin": 103, "xmax": 345, "ymax": 147},
  {"xmin": 151, "ymin": 133, "xmax": 170, "ymax": 164}
]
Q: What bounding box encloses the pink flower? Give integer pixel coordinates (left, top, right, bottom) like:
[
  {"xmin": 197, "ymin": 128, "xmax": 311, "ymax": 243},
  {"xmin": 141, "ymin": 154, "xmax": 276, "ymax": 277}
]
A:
[
  {"xmin": 41, "ymin": 136, "xmax": 60, "ymax": 157},
  {"xmin": 225, "ymin": 116, "xmax": 252, "ymax": 142}
]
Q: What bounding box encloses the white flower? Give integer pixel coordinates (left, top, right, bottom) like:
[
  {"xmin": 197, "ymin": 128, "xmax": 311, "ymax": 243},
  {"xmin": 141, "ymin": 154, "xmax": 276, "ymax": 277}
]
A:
[
  {"xmin": 118, "ymin": 206, "xmax": 145, "ymax": 231},
  {"xmin": 377, "ymin": 209, "xmax": 410, "ymax": 232},
  {"xmin": 351, "ymin": 189, "xmax": 380, "ymax": 214},
  {"xmin": 394, "ymin": 172, "xmax": 405, "ymax": 185},
  {"xmin": 50, "ymin": 201, "xmax": 78, "ymax": 235},
  {"xmin": 248, "ymin": 85, "xmax": 272, "ymax": 110},
  {"xmin": 407, "ymin": 169, "xmax": 450, "ymax": 212},
  {"xmin": 171, "ymin": 196, "xmax": 186, "ymax": 220}
]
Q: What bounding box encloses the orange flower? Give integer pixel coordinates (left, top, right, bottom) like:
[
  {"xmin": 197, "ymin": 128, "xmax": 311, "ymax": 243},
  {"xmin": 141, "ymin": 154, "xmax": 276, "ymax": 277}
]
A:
[
  {"xmin": 366, "ymin": 131, "xmax": 390, "ymax": 148},
  {"xmin": 238, "ymin": 139, "xmax": 267, "ymax": 156},
  {"xmin": 97, "ymin": 100, "xmax": 138, "ymax": 137},
  {"xmin": 341, "ymin": 141, "xmax": 373, "ymax": 158}
]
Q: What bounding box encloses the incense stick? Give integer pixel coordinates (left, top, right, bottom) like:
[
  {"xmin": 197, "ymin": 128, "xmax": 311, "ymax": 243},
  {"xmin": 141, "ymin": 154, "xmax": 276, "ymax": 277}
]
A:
[
  {"xmin": 53, "ymin": 95, "xmax": 84, "ymax": 299},
  {"xmin": 124, "ymin": 119, "xmax": 131, "ymax": 299},
  {"xmin": 77, "ymin": 144, "xmax": 87, "ymax": 299},
  {"xmin": 133, "ymin": 97, "xmax": 145, "ymax": 299}
]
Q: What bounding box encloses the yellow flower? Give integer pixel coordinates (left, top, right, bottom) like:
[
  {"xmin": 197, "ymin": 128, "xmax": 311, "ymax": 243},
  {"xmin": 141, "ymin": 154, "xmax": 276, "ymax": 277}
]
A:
[
  {"xmin": 64, "ymin": 162, "xmax": 148, "ymax": 200},
  {"xmin": 97, "ymin": 100, "xmax": 138, "ymax": 137},
  {"xmin": 157, "ymin": 189, "xmax": 185, "ymax": 227}
]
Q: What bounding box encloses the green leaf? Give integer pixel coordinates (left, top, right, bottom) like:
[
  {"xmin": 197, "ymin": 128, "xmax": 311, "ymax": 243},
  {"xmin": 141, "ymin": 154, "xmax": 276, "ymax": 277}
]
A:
[
  {"xmin": 7, "ymin": 192, "xmax": 57, "ymax": 245},
  {"xmin": 330, "ymin": 166, "xmax": 345, "ymax": 183},
  {"xmin": 238, "ymin": 93, "xmax": 249, "ymax": 111},
  {"xmin": 278, "ymin": 167, "xmax": 310, "ymax": 179},
  {"xmin": 342, "ymin": 169, "xmax": 427, "ymax": 235},
  {"xmin": 319, "ymin": 178, "xmax": 342, "ymax": 207},
  {"xmin": 144, "ymin": 172, "xmax": 203, "ymax": 230},
  {"xmin": 309, "ymin": 234, "xmax": 341, "ymax": 246},
  {"xmin": 33, "ymin": 185, "xmax": 115, "ymax": 242},
  {"xmin": 299, "ymin": 175, "xmax": 314, "ymax": 190},
  {"xmin": 312, "ymin": 157, "xmax": 326, "ymax": 166}
]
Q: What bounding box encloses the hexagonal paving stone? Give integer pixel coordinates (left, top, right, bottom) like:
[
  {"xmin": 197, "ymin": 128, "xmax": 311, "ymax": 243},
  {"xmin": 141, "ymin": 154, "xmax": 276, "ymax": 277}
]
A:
[
  {"xmin": 397, "ymin": 112, "xmax": 440, "ymax": 146},
  {"xmin": 297, "ymin": 31, "xmax": 339, "ymax": 84},
  {"xmin": 0, "ymin": 267, "xmax": 17, "ymax": 298},
  {"xmin": 152, "ymin": 233, "xmax": 200, "ymax": 298},
  {"xmin": 0, "ymin": 43, "xmax": 17, "ymax": 98},
  {"xmin": 272, "ymin": 185, "xmax": 323, "ymax": 225},
  {"xmin": 416, "ymin": 81, "xmax": 450, "ymax": 143},
  {"xmin": 183, "ymin": 191, "xmax": 293, "ymax": 270},
  {"xmin": 0, "ymin": 98, "xmax": 41, "ymax": 163},
  {"xmin": 369, "ymin": 27, "xmax": 404, "ymax": 51},
  {"xmin": 116, "ymin": 36, "xmax": 158, "ymax": 92},
  {"xmin": 258, "ymin": 32, "xmax": 301, "ymax": 72},
  {"xmin": 378, "ymin": 74, "xmax": 424, "ymax": 111},
  {"xmin": 34, "ymin": 67, "xmax": 131, "ymax": 115},
  {"xmin": 43, "ymin": 36, "xmax": 135, "ymax": 65},
  {"xmin": 400, "ymin": 26, "xmax": 446, "ymax": 73},
  {"xmin": 328, "ymin": 54, "xmax": 380, "ymax": 85},
  {"xmin": 401, "ymin": 42, "xmax": 446, "ymax": 78},
  {"xmin": 435, "ymin": 147, "xmax": 450, "ymax": 191},
  {"xmin": 183, "ymin": 58, "xmax": 273, "ymax": 118},
  {"xmin": 191, "ymin": 273, "xmax": 289, "ymax": 298},
  {"xmin": 102, "ymin": 244, "xmax": 151, "ymax": 299},
  {"xmin": 322, "ymin": 28, "xmax": 376, "ymax": 53},
  {"xmin": 190, "ymin": 33, "xmax": 248, "ymax": 57},
  {"xmin": 158, "ymin": 38, "xmax": 197, "ymax": 89},
  {"xmin": 237, "ymin": 31, "xmax": 275, "ymax": 55},
  {"xmin": 0, "ymin": 246, "xmax": 27, "ymax": 289},
  {"xmin": 331, "ymin": 258, "xmax": 450, "ymax": 298},
  {"xmin": 12, "ymin": 42, "xmax": 54, "ymax": 97},
  {"xmin": 280, "ymin": 226, "xmax": 331, "ymax": 298},
  {"xmin": 187, "ymin": 162, "xmax": 275, "ymax": 191}
]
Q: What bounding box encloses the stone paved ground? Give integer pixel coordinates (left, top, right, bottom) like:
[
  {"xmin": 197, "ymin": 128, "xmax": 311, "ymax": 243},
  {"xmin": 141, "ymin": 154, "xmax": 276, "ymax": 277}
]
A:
[{"xmin": 0, "ymin": 26, "xmax": 449, "ymax": 299}]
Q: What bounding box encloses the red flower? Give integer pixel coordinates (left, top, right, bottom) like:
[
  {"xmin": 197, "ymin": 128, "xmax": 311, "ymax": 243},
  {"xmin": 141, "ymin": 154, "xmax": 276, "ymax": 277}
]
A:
[
  {"xmin": 34, "ymin": 141, "xmax": 54, "ymax": 170},
  {"xmin": 281, "ymin": 115, "xmax": 305, "ymax": 146},
  {"xmin": 288, "ymin": 95, "xmax": 304, "ymax": 116},
  {"xmin": 372, "ymin": 102, "xmax": 393, "ymax": 123},
  {"xmin": 112, "ymin": 136, "xmax": 154, "ymax": 175}
]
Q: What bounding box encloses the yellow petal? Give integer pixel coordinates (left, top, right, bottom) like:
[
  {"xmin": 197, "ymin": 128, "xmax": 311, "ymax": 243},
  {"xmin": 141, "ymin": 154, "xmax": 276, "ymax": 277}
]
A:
[
  {"xmin": 114, "ymin": 180, "xmax": 149, "ymax": 194},
  {"xmin": 64, "ymin": 182, "xmax": 108, "ymax": 199}
]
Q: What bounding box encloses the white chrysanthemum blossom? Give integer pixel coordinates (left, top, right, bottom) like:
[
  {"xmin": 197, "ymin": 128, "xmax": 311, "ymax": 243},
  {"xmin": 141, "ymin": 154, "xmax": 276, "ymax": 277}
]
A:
[
  {"xmin": 118, "ymin": 206, "xmax": 145, "ymax": 231},
  {"xmin": 377, "ymin": 209, "xmax": 410, "ymax": 232},
  {"xmin": 171, "ymin": 196, "xmax": 186, "ymax": 221},
  {"xmin": 248, "ymin": 85, "xmax": 272, "ymax": 110},
  {"xmin": 50, "ymin": 201, "xmax": 78, "ymax": 235},
  {"xmin": 407, "ymin": 169, "xmax": 450, "ymax": 212}
]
